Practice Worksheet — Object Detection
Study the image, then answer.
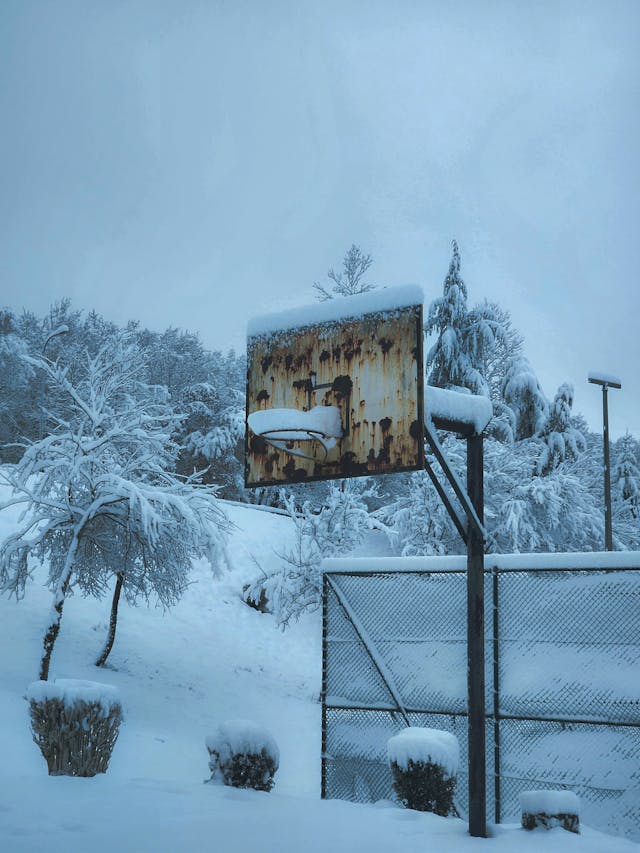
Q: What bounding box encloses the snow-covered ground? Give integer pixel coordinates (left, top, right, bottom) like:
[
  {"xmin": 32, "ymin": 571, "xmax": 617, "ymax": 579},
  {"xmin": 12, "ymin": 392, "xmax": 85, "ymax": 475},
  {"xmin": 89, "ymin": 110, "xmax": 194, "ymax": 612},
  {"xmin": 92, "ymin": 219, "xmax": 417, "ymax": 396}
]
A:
[{"xmin": 0, "ymin": 492, "xmax": 637, "ymax": 852}]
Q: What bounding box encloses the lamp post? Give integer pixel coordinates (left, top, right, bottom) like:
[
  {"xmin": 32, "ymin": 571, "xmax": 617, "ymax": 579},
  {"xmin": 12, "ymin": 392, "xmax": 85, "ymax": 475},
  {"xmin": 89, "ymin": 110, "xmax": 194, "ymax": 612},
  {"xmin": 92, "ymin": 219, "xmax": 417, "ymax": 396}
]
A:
[{"xmin": 588, "ymin": 372, "xmax": 621, "ymax": 551}]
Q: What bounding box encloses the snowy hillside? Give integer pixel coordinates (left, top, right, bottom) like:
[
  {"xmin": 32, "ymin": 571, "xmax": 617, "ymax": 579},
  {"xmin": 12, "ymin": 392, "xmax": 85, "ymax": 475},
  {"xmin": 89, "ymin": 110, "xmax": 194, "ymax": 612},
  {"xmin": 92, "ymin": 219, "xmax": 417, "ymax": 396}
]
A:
[{"xmin": 0, "ymin": 492, "xmax": 637, "ymax": 852}]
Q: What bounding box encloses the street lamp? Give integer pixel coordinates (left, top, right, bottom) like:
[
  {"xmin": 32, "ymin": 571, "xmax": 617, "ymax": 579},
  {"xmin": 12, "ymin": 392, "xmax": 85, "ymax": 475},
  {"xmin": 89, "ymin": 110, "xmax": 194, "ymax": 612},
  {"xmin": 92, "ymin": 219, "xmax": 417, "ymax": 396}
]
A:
[{"xmin": 588, "ymin": 371, "xmax": 622, "ymax": 551}]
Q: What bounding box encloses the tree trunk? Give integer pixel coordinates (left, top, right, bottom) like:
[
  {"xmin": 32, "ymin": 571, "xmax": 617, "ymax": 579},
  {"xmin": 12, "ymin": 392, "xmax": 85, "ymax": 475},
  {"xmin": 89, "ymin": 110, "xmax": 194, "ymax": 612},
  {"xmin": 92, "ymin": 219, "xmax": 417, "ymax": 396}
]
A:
[
  {"xmin": 40, "ymin": 530, "xmax": 81, "ymax": 681},
  {"xmin": 40, "ymin": 572, "xmax": 72, "ymax": 681},
  {"xmin": 95, "ymin": 572, "xmax": 124, "ymax": 668}
]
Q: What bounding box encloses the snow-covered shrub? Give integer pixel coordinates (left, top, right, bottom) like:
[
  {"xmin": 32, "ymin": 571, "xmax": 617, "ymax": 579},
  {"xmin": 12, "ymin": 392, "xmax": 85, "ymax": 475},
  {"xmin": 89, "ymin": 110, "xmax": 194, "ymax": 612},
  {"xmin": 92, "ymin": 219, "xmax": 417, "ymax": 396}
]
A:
[
  {"xmin": 245, "ymin": 480, "xmax": 373, "ymax": 625},
  {"xmin": 206, "ymin": 720, "xmax": 279, "ymax": 792},
  {"xmin": 520, "ymin": 789, "xmax": 580, "ymax": 834},
  {"xmin": 377, "ymin": 467, "xmax": 458, "ymax": 557},
  {"xmin": 387, "ymin": 727, "xmax": 458, "ymax": 816},
  {"xmin": 27, "ymin": 679, "xmax": 122, "ymax": 776}
]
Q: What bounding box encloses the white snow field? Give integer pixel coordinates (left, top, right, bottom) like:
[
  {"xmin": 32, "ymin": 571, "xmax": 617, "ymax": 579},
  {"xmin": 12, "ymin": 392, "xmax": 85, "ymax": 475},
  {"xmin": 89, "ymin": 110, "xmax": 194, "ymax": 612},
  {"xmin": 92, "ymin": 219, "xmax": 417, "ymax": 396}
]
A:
[{"xmin": 0, "ymin": 492, "xmax": 638, "ymax": 852}]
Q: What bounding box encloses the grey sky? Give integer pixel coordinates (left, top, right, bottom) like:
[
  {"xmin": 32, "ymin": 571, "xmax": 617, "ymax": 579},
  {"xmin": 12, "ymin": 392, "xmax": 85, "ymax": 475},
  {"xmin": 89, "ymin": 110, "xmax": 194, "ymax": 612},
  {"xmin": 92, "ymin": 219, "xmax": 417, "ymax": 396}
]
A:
[{"xmin": 1, "ymin": 0, "xmax": 639, "ymax": 437}]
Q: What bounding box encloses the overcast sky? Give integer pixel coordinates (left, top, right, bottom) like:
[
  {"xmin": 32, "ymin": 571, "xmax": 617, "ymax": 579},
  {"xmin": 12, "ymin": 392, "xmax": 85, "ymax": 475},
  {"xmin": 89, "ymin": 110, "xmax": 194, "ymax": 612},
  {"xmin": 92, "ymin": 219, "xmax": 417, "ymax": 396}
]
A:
[{"xmin": 1, "ymin": 0, "xmax": 639, "ymax": 437}]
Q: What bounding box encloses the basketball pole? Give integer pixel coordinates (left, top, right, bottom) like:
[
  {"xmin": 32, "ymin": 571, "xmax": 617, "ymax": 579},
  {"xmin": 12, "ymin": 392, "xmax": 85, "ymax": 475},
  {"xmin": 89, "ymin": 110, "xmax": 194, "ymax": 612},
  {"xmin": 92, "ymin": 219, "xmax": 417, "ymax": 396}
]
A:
[{"xmin": 466, "ymin": 432, "xmax": 487, "ymax": 838}]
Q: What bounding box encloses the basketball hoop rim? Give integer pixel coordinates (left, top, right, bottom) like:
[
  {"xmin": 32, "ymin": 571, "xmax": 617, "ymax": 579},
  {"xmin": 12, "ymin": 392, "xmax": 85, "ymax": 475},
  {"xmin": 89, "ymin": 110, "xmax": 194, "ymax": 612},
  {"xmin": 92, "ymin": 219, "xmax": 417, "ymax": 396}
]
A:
[{"xmin": 251, "ymin": 427, "xmax": 336, "ymax": 462}]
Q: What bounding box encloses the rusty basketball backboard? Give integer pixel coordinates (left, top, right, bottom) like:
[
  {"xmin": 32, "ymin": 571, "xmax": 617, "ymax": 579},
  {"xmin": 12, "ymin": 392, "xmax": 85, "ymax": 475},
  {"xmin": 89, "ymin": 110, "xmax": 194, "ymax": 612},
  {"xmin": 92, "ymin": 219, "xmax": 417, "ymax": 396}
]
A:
[{"xmin": 245, "ymin": 286, "xmax": 424, "ymax": 486}]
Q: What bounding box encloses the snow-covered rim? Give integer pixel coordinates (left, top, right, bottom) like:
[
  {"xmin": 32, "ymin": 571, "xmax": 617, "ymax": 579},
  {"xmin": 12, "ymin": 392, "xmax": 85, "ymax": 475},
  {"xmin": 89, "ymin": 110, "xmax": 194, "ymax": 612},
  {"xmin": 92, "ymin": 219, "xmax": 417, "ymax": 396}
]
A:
[
  {"xmin": 247, "ymin": 406, "xmax": 342, "ymax": 460},
  {"xmin": 321, "ymin": 551, "xmax": 640, "ymax": 573},
  {"xmin": 247, "ymin": 284, "xmax": 423, "ymax": 338},
  {"xmin": 253, "ymin": 429, "xmax": 336, "ymax": 461}
]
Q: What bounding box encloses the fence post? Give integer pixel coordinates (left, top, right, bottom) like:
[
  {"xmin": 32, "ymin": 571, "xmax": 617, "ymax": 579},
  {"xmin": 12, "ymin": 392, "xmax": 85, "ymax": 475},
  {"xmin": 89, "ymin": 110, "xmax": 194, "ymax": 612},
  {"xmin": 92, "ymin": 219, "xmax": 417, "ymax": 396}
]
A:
[
  {"xmin": 321, "ymin": 574, "xmax": 328, "ymax": 799},
  {"xmin": 492, "ymin": 567, "xmax": 501, "ymax": 824},
  {"xmin": 467, "ymin": 433, "xmax": 487, "ymax": 837}
]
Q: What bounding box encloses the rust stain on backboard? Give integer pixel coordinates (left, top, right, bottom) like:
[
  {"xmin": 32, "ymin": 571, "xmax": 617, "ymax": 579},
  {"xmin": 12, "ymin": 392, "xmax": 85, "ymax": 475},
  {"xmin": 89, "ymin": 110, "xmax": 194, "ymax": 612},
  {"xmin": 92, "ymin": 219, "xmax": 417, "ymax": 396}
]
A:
[{"xmin": 245, "ymin": 304, "xmax": 424, "ymax": 486}]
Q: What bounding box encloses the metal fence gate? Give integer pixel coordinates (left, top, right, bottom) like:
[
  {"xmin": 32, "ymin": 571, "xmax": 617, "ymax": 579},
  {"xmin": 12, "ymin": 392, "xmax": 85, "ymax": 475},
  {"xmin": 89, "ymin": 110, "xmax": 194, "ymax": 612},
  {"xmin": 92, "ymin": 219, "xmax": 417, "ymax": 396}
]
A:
[{"xmin": 321, "ymin": 558, "xmax": 640, "ymax": 841}]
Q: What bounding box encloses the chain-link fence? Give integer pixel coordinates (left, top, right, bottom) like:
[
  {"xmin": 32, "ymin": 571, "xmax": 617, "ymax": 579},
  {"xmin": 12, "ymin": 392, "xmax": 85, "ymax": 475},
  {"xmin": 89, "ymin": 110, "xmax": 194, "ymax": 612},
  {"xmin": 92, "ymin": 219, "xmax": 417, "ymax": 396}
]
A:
[{"xmin": 321, "ymin": 562, "xmax": 640, "ymax": 840}]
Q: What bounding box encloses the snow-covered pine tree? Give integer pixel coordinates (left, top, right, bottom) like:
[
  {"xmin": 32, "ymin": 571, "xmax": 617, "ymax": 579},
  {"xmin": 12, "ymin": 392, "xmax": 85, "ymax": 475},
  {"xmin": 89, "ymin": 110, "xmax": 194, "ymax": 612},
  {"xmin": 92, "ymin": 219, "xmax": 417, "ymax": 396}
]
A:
[
  {"xmin": 535, "ymin": 382, "xmax": 585, "ymax": 476},
  {"xmin": 426, "ymin": 240, "xmax": 473, "ymax": 390},
  {"xmin": 0, "ymin": 333, "xmax": 230, "ymax": 678},
  {"xmin": 475, "ymin": 301, "xmax": 523, "ymax": 442},
  {"xmin": 501, "ymin": 355, "xmax": 548, "ymax": 441},
  {"xmin": 426, "ymin": 240, "xmax": 506, "ymax": 399},
  {"xmin": 313, "ymin": 244, "xmax": 375, "ymax": 301},
  {"xmin": 613, "ymin": 432, "xmax": 640, "ymax": 520}
]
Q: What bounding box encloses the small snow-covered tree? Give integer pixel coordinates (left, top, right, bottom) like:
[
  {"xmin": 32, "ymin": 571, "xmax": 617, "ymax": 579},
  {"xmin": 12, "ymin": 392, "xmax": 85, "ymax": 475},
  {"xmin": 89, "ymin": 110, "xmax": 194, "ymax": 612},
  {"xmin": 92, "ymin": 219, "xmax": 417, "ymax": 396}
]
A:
[
  {"xmin": 0, "ymin": 310, "xmax": 36, "ymax": 462},
  {"xmin": 378, "ymin": 467, "xmax": 459, "ymax": 557},
  {"xmin": 535, "ymin": 383, "xmax": 585, "ymax": 476},
  {"xmin": 313, "ymin": 244, "xmax": 374, "ymax": 301},
  {"xmin": 247, "ymin": 480, "xmax": 373, "ymax": 625},
  {"xmin": 501, "ymin": 355, "xmax": 548, "ymax": 441},
  {"xmin": 426, "ymin": 241, "xmax": 472, "ymax": 390},
  {"xmin": 175, "ymin": 375, "xmax": 245, "ymax": 496},
  {"xmin": 613, "ymin": 432, "xmax": 640, "ymax": 521},
  {"xmin": 0, "ymin": 334, "xmax": 230, "ymax": 678}
]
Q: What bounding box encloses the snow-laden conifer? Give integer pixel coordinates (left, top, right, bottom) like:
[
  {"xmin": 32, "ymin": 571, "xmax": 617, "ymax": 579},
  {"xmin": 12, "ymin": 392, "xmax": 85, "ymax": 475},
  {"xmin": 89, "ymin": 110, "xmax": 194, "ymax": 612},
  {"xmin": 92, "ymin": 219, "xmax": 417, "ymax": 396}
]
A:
[
  {"xmin": 501, "ymin": 355, "xmax": 548, "ymax": 441},
  {"xmin": 426, "ymin": 241, "xmax": 508, "ymax": 401},
  {"xmin": 535, "ymin": 383, "xmax": 585, "ymax": 476},
  {"xmin": 613, "ymin": 432, "xmax": 640, "ymax": 524},
  {"xmin": 0, "ymin": 333, "xmax": 231, "ymax": 678}
]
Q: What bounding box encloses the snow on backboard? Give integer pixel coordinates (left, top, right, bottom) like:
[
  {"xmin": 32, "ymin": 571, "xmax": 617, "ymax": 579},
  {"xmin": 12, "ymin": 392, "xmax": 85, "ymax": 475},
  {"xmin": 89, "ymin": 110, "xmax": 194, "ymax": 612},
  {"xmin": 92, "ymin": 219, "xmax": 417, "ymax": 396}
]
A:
[{"xmin": 245, "ymin": 287, "xmax": 424, "ymax": 486}]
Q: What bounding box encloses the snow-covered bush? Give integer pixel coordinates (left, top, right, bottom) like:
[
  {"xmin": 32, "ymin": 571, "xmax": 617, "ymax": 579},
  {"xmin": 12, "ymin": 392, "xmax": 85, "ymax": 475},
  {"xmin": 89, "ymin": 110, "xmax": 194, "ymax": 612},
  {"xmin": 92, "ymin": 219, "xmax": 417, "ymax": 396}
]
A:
[
  {"xmin": 387, "ymin": 727, "xmax": 458, "ymax": 816},
  {"xmin": 245, "ymin": 480, "xmax": 373, "ymax": 625},
  {"xmin": 27, "ymin": 679, "xmax": 122, "ymax": 776},
  {"xmin": 206, "ymin": 720, "xmax": 279, "ymax": 792},
  {"xmin": 378, "ymin": 467, "xmax": 458, "ymax": 557},
  {"xmin": 520, "ymin": 789, "xmax": 580, "ymax": 834}
]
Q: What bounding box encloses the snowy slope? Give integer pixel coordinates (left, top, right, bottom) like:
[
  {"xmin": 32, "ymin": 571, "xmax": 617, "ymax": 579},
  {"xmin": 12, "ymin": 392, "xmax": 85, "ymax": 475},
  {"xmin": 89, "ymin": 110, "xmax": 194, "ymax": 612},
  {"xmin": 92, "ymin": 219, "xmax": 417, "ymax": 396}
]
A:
[{"xmin": 0, "ymin": 489, "xmax": 637, "ymax": 852}]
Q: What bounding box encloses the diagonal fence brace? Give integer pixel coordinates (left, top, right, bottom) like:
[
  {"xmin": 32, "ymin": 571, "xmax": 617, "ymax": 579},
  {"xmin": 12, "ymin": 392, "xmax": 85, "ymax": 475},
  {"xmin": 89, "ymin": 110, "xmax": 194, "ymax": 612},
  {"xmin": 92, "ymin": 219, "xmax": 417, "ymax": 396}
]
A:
[{"xmin": 325, "ymin": 574, "xmax": 411, "ymax": 727}]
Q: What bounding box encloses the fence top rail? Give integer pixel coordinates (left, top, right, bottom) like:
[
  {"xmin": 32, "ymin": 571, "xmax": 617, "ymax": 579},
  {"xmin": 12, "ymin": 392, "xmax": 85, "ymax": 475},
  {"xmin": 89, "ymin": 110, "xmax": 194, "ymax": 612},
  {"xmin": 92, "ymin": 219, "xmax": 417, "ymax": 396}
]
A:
[{"xmin": 322, "ymin": 551, "xmax": 640, "ymax": 575}]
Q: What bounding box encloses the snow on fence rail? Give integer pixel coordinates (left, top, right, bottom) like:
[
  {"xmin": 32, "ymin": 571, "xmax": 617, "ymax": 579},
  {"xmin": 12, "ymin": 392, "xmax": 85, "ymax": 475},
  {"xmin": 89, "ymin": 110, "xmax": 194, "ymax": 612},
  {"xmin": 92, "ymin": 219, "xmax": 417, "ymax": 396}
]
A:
[
  {"xmin": 321, "ymin": 553, "xmax": 640, "ymax": 841},
  {"xmin": 322, "ymin": 550, "xmax": 640, "ymax": 573}
]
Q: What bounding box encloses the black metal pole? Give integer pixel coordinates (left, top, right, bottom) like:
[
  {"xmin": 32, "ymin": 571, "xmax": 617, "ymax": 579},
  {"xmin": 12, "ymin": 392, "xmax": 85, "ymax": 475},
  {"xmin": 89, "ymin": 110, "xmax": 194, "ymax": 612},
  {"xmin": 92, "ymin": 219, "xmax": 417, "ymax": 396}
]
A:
[
  {"xmin": 602, "ymin": 385, "xmax": 613, "ymax": 551},
  {"xmin": 492, "ymin": 567, "xmax": 501, "ymax": 824},
  {"xmin": 321, "ymin": 574, "xmax": 329, "ymax": 799},
  {"xmin": 466, "ymin": 433, "xmax": 486, "ymax": 837}
]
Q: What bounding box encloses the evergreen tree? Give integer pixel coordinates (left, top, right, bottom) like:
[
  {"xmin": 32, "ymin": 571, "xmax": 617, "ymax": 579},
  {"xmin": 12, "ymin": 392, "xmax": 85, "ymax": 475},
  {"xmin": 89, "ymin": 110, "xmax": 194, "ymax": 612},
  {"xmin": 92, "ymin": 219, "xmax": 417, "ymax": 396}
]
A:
[
  {"xmin": 501, "ymin": 355, "xmax": 548, "ymax": 441},
  {"xmin": 535, "ymin": 383, "xmax": 585, "ymax": 475},
  {"xmin": 426, "ymin": 241, "xmax": 507, "ymax": 399},
  {"xmin": 613, "ymin": 432, "xmax": 640, "ymax": 520}
]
